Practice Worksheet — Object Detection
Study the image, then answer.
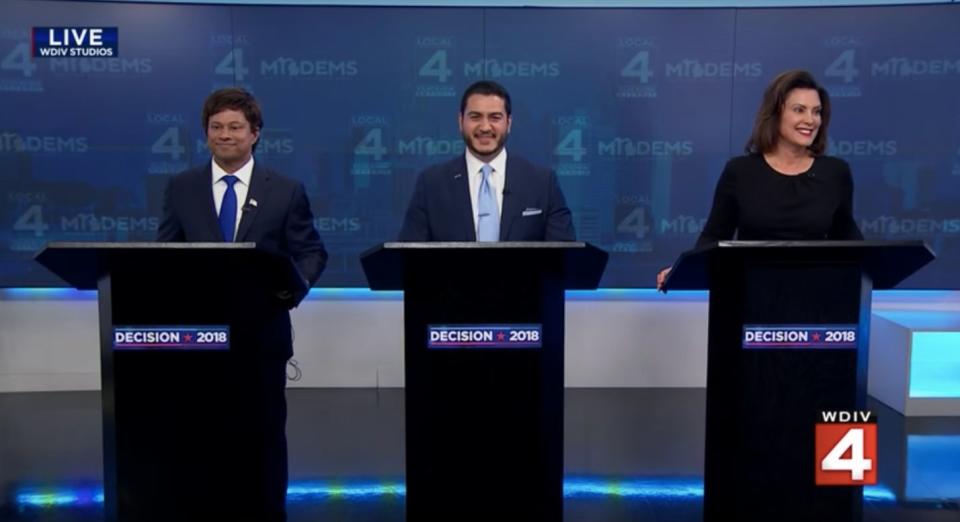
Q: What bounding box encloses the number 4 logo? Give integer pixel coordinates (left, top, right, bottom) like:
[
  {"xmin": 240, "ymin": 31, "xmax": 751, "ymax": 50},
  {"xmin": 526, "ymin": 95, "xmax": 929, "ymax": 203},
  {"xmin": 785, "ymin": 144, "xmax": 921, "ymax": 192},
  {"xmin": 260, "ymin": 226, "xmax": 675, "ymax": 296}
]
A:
[
  {"xmin": 354, "ymin": 128, "xmax": 387, "ymax": 161},
  {"xmin": 13, "ymin": 205, "xmax": 49, "ymax": 238},
  {"xmin": 419, "ymin": 49, "xmax": 451, "ymax": 83},
  {"xmin": 2, "ymin": 43, "xmax": 38, "ymax": 78},
  {"xmin": 151, "ymin": 127, "xmax": 186, "ymax": 161},
  {"xmin": 215, "ymin": 48, "xmax": 249, "ymax": 82},
  {"xmin": 815, "ymin": 423, "xmax": 877, "ymax": 485},
  {"xmin": 825, "ymin": 49, "xmax": 858, "ymax": 84},
  {"xmin": 621, "ymin": 51, "xmax": 653, "ymax": 83},
  {"xmin": 554, "ymin": 129, "xmax": 586, "ymax": 162}
]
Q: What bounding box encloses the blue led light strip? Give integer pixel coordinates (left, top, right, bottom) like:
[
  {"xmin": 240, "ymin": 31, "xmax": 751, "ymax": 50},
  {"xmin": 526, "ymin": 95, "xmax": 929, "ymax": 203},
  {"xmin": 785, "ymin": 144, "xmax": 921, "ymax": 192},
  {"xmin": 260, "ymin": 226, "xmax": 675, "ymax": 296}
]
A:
[{"xmin": 15, "ymin": 478, "xmax": 897, "ymax": 508}]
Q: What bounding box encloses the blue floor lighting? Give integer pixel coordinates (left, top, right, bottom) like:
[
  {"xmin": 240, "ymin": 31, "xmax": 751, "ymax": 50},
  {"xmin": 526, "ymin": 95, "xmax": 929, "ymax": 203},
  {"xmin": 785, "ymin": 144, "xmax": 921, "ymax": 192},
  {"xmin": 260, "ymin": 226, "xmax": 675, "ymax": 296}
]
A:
[{"xmin": 13, "ymin": 478, "xmax": 897, "ymax": 509}]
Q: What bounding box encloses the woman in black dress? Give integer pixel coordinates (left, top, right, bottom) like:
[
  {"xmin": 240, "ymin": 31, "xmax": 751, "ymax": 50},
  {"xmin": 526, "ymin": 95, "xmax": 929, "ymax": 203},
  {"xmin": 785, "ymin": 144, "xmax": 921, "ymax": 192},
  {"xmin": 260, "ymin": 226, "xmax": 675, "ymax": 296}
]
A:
[{"xmin": 656, "ymin": 69, "xmax": 863, "ymax": 290}]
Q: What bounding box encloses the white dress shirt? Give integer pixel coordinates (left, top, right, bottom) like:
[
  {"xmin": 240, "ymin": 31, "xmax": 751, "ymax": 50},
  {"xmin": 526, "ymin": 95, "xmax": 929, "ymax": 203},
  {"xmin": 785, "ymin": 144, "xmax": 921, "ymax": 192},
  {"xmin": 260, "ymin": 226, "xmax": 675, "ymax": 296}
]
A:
[
  {"xmin": 211, "ymin": 156, "xmax": 254, "ymax": 239},
  {"xmin": 465, "ymin": 148, "xmax": 507, "ymax": 234}
]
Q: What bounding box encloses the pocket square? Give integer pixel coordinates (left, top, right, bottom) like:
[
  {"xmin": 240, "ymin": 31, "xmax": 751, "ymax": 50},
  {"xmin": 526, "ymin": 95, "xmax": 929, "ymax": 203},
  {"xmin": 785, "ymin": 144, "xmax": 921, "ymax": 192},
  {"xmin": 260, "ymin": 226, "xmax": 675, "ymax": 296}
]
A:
[{"xmin": 521, "ymin": 208, "xmax": 543, "ymax": 217}]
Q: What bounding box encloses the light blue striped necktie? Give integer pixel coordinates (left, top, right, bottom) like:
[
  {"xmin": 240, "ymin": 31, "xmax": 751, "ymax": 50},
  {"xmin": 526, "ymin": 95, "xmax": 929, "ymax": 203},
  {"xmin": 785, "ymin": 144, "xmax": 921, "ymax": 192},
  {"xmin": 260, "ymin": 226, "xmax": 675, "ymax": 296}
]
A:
[{"xmin": 476, "ymin": 163, "xmax": 499, "ymax": 242}]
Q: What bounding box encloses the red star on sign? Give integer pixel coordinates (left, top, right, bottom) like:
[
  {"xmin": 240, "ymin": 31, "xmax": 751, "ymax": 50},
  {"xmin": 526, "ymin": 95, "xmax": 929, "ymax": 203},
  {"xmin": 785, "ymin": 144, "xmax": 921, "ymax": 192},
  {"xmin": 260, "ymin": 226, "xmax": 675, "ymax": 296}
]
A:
[
  {"xmin": 184, "ymin": 333, "xmax": 193, "ymax": 342},
  {"xmin": 812, "ymin": 333, "xmax": 821, "ymax": 341},
  {"xmin": 497, "ymin": 332, "xmax": 506, "ymax": 341}
]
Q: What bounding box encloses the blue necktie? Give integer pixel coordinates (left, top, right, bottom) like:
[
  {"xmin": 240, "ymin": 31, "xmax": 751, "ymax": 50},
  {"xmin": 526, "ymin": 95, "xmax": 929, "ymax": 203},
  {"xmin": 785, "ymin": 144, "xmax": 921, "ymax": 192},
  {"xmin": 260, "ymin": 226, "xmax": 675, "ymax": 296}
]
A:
[
  {"xmin": 219, "ymin": 175, "xmax": 238, "ymax": 242},
  {"xmin": 476, "ymin": 163, "xmax": 499, "ymax": 242}
]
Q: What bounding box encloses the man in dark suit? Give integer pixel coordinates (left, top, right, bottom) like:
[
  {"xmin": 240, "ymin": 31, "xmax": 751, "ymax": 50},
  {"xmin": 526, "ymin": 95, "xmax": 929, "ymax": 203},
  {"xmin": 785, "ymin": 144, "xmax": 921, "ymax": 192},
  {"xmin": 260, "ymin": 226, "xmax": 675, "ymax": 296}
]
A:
[
  {"xmin": 157, "ymin": 87, "xmax": 326, "ymax": 521},
  {"xmin": 399, "ymin": 80, "xmax": 575, "ymax": 241},
  {"xmin": 158, "ymin": 88, "xmax": 326, "ymax": 299}
]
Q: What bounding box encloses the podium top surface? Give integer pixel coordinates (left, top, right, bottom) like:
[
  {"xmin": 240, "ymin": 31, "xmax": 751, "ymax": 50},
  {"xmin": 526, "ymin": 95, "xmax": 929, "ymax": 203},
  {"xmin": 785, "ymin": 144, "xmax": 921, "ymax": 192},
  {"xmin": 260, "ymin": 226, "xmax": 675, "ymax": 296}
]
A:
[
  {"xmin": 372, "ymin": 241, "xmax": 589, "ymax": 250},
  {"xmin": 39, "ymin": 241, "xmax": 256, "ymax": 250},
  {"xmin": 360, "ymin": 241, "xmax": 609, "ymax": 290},
  {"xmin": 699, "ymin": 239, "xmax": 921, "ymax": 250},
  {"xmin": 35, "ymin": 242, "xmax": 264, "ymax": 289},
  {"xmin": 663, "ymin": 239, "xmax": 935, "ymax": 291}
]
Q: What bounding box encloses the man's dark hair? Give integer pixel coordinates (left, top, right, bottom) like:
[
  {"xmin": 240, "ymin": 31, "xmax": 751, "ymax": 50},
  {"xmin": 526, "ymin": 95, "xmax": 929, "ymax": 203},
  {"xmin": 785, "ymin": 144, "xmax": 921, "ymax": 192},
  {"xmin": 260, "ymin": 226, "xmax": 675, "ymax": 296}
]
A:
[
  {"xmin": 201, "ymin": 87, "xmax": 264, "ymax": 134},
  {"xmin": 459, "ymin": 80, "xmax": 512, "ymax": 116}
]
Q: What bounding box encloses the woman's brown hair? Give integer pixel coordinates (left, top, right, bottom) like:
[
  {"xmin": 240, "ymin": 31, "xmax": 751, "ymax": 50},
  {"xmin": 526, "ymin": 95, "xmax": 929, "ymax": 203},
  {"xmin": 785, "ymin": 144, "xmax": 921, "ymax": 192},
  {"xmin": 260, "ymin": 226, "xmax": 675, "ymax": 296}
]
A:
[{"xmin": 745, "ymin": 69, "xmax": 831, "ymax": 156}]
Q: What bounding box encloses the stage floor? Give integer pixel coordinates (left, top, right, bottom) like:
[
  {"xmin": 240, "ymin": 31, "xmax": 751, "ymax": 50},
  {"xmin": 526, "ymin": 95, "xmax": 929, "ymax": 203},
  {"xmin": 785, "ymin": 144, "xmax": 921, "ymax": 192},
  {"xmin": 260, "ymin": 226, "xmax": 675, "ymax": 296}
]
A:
[{"xmin": 1, "ymin": 388, "xmax": 957, "ymax": 521}]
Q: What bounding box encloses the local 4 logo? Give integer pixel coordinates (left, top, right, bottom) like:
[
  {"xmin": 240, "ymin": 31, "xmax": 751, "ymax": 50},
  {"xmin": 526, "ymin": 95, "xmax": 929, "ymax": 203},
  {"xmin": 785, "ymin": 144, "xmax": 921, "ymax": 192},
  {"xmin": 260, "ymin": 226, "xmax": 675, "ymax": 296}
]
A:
[{"xmin": 815, "ymin": 410, "xmax": 877, "ymax": 485}]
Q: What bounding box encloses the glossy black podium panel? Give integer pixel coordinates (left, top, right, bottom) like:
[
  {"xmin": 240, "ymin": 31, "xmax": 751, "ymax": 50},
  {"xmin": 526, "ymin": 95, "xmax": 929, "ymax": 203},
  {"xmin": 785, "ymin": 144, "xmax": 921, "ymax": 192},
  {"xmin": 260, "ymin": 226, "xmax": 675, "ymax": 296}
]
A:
[
  {"xmin": 664, "ymin": 240, "xmax": 934, "ymax": 522},
  {"xmin": 36, "ymin": 242, "xmax": 306, "ymax": 522},
  {"xmin": 362, "ymin": 242, "xmax": 607, "ymax": 521}
]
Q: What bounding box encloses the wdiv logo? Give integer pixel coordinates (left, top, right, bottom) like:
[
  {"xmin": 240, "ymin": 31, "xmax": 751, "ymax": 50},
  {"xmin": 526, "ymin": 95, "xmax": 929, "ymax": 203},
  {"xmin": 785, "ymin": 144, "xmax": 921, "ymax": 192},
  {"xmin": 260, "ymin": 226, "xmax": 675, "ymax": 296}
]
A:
[
  {"xmin": 815, "ymin": 410, "xmax": 877, "ymax": 486},
  {"xmin": 33, "ymin": 27, "xmax": 118, "ymax": 58}
]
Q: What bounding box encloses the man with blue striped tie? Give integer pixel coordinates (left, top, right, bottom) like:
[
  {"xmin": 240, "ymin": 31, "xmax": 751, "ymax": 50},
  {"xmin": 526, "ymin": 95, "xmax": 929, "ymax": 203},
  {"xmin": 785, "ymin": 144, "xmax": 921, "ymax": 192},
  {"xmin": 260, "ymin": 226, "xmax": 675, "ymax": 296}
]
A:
[{"xmin": 399, "ymin": 80, "xmax": 576, "ymax": 242}]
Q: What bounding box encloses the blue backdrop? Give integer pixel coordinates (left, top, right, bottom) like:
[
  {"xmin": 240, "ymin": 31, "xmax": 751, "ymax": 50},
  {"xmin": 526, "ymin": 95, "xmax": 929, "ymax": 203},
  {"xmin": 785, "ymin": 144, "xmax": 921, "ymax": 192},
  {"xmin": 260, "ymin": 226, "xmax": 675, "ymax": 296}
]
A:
[{"xmin": 1, "ymin": 1, "xmax": 958, "ymax": 287}]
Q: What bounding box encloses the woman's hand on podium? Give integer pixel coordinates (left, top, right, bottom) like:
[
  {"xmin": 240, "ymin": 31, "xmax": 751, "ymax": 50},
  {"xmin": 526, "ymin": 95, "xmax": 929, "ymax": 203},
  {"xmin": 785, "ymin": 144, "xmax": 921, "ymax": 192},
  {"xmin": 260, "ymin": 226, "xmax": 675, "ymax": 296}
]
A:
[{"xmin": 656, "ymin": 267, "xmax": 672, "ymax": 293}]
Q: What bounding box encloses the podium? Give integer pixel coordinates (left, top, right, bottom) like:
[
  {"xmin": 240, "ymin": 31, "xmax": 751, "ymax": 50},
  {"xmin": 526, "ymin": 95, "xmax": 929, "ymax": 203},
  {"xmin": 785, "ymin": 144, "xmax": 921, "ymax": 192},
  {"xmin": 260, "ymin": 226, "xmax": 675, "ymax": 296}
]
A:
[
  {"xmin": 35, "ymin": 242, "xmax": 307, "ymax": 522},
  {"xmin": 663, "ymin": 240, "xmax": 934, "ymax": 522},
  {"xmin": 361, "ymin": 241, "xmax": 608, "ymax": 521}
]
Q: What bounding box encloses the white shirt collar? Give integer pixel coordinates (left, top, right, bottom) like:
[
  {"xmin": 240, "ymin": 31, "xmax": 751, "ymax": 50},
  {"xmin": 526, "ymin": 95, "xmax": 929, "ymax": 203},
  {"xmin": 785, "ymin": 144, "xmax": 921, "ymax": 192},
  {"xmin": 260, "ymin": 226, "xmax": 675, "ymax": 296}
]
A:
[
  {"xmin": 465, "ymin": 148, "xmax": 507, "ymax": 178},
  {"xmin": 211, "ymin": 156, "xmax": 254, "ymax": 187}
]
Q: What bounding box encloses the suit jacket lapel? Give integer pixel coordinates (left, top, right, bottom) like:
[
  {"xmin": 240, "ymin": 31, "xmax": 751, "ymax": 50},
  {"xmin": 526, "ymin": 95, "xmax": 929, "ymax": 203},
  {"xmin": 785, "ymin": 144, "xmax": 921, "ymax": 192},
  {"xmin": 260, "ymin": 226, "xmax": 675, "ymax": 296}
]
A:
[
  {"xmin": 236, "ymin": 164, "xmax": 269, "ymax": 242},
  {"xmin": 195, "ymin": 165, "xmax": 222, "ymax": 241},
  {"xmin": 499, "ymin": 156, "xmax": 520, "ymax": 241},
  {"xmin": 451, "ymin": 157, "xmax": 476, "ymax": 241}
]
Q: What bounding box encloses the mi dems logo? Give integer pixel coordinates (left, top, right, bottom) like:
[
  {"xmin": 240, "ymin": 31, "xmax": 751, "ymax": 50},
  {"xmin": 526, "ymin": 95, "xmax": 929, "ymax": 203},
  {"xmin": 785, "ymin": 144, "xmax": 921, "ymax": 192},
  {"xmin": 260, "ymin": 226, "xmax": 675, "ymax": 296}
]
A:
[{"xmin": 33, "ymin": 27, "xmax": 118, "ymax": 57}]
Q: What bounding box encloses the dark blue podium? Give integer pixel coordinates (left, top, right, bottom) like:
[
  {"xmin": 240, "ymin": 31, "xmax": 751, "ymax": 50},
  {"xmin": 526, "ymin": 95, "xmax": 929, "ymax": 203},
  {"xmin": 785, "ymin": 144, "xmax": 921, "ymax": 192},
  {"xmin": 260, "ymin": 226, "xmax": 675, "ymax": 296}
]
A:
[
  {"xmin": 35, "ymin": 242, "xmax": 306, "ymax": 522},
  {"xmin": 361, "ymin": 241, "xmax": 607, "ymax": 521},
  {"xmin": 664, "ymin": 240, "xmax": 934, "ymax": 522}
]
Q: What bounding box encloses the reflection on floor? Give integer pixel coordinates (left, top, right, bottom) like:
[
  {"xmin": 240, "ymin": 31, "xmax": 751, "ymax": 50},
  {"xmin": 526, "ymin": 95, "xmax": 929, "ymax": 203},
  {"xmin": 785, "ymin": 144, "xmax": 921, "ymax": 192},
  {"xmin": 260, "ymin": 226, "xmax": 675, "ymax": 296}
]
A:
[{"xmin": 1, "ymin": 389, "xmax": 957, "ymax": 521}]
